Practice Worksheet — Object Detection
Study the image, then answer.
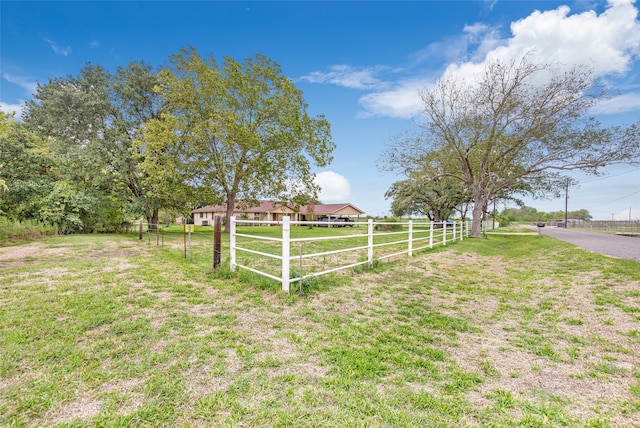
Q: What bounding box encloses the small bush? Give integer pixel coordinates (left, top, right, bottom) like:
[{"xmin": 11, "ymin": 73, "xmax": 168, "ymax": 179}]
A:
[
  {"xmin": 0, "ymin": 217, "xmax": 57, "ymax": 243},
  {"xmin": 374, "ymin": 217, "xmax": 403, "ymax": 231}
]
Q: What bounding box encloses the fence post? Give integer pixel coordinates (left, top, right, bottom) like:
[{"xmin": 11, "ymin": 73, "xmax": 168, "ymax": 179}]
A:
[
  {"xmin": 230, "ymin": 216, "xmax": 237, "ymax": 272},
  {"xmin": 429, "ymin": 221, "xmax": 434, "ymax": 248},
  {"xmin": 213, "ymin": 215, "xmax": 221, "ymax": 270},
  {"xmin": 453, "ymin": 221, "xmax": 457, "ymax": 242},
  {"xmin": 408, "ymin": 220, "xmax": 413, "ymax": 257},
  {"xmin": 139, "ymin": 220, "xmax": 143, "ymax": 240},
  {"xmin": 282, "ymin": 216, "xmax": 290, "ymax": 293},
  {"xmin": 460, "ymin": 221, "xmax": 463, "ymax": 241},
  {"xmin": 443, "ymin": 221, "xmax": 447, "ymax": 246},
  {"xmin": 368, "ymin": 218, "xmax": 374, "ymax": 267}
]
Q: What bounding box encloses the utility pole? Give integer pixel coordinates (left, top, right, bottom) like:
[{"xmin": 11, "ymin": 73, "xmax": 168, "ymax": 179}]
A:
[
  {"xmin": 492, "ymin": 199, "xmax": 496, "ymax": 230},
  {"xmin": 564, "ymin": 179, "xmax": 569, "ymax": 228}
]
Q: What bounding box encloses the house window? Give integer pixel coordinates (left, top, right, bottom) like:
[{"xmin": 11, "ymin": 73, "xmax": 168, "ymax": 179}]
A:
[{"xmin": 200, "ymin": 213, "xmax": 203, "ymax": 218}]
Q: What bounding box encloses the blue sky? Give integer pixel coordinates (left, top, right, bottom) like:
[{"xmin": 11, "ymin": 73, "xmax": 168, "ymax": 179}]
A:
[{"xmin": 2, "ymin": 0, "xmax": 639, "ymax": 220}]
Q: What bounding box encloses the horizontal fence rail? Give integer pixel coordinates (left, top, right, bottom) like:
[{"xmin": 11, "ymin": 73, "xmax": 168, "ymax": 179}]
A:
[{"xmin": 231, "ymin": 216, "xmax": 468, "ymax": 293}]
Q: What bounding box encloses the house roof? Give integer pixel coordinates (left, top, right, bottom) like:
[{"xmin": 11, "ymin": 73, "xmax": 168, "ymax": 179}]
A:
[
  {"xmin": 193, "ymin": 201, "xmax": 289, "ymax": 214},
  {"xmin": 300, "ymin": 203, "xmax": 363, "ymax": 215},
  {"xmin": 192, "ymin": 200, "xmax": 364, "ymax": 216}
]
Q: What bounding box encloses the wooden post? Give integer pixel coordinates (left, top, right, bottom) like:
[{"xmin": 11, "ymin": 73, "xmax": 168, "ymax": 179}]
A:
[
  {"xmin": 139, "ymin": 220, "xmax": 143, "ymax": 240},
  {"xmin": 213, "ymin": 215, "xmax": 221, "ymax": 270}
]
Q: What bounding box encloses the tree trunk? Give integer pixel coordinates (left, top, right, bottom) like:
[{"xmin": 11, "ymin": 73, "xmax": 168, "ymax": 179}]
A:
[
  {"xmin": 147, "ymin": 208, "xmax": 159, "ymax": 231},
  {"xmin": 224, "ymin": 193, "xmax": 236, "ymax": 233},
  {"xmin": 470, "ymin": 194, "xmax": 487, "ymax": 238}
]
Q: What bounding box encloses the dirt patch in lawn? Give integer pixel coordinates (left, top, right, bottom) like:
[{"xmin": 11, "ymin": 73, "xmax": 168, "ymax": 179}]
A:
[
  {"xmin": 0, "ymin": 242, "xmax": 69, "ymax": 264},
  {"xmin": 438, "ymin": 255, "xmax": 640, "ymax": 423},
  {"xmin": 48, "ymin": 396, "xmax": 103, "ymax": 425}
]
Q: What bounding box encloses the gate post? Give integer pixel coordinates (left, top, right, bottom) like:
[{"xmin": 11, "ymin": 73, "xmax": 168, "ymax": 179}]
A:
[
  {"xmin": 230, "ymin": 216, "xmax": 237, "ymax": 272},
  {"xmin": 408, "ymin": 220, "xmax": 413, "ymax": 257},
  {"xmin": 367, "ymin": 218, "xmax": 374, "ymax": 266},
  {"xmin": 429, "ymin": 221, "xmax": 434, "ymax": 248},
  {"xmin": 282, "ymin": 216, "xmax": 290, "ymax": 293},
  {"xmin": 443, "ymin": 221, "xmax": 447, "ymax": 246}
]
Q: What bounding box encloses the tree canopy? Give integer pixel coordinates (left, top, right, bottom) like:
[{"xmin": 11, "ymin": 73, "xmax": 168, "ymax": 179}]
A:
[
  {"xmin": 382, "ymin": 54, "xmax": 640, "ymax": 237},
  {"xmin": 384, "ymin": 159, "xmax": 471, "ymax": 221},
  {"xmin": 3, "ymin": 48, "xmax": 333, "ymax": 233},
  {"xmin": 138, "ymin": 47, "xmax": 335, "ymax": 230}
]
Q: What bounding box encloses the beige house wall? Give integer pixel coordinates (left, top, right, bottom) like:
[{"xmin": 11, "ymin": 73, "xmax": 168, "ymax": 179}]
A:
[{"xmin": 192, "ymin": 201, "xmax": 364, "ymax": 225}]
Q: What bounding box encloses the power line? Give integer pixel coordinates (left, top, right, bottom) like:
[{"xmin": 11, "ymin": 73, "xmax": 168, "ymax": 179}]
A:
[
  {"xmin": 584, "ymin": 190, "xmax": 640, "ymax": 209},
  {"xmin": 577, "ymin": 168, "xmax": 640, "ymax": 184}
]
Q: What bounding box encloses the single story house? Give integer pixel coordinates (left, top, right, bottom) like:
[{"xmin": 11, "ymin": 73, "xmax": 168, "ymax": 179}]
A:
[{"xmin": 192, "ymin": 200, "xmax": 364, "ymax": 226}]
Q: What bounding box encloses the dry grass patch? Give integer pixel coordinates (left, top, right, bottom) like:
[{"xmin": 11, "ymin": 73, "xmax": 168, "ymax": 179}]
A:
[{"xmin": 1, "ymin": 233, "xmax": 639, "ymax": 427}]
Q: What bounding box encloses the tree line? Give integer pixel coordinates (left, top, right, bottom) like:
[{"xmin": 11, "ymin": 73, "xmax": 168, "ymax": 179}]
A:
[
  {"xmin": 3, "ymin": 49, "xmax": 639, "ymax": 238},
  {"xmin": 0, "ymin": 47, "xmax": 334, "ymax": 233},
  {"xmin": 498, "ymin": 206, "xmax": 592, "ymax": 224}
]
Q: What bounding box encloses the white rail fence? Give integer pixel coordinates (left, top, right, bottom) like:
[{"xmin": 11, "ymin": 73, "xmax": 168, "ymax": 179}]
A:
[{"xmin": 230, "ymin": 216, "xmax": 468, "ymax": 293}]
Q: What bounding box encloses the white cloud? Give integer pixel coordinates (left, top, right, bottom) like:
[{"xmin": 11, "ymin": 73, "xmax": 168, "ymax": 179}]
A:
[
  {"xmin": 0, "ymin": 101, "xmax": 25, "ymax": 117},
  {"xmin": 45, "ymin": 38, "xmax": 72, "ymax": 56},
  {"xmin": 314, "ymin": 171, "xmax": 351, "ymax": 202},
  {"xmin": 362, "ymin": 0, "xmax": 640, "ymax": 119},
  {"xmin": 2, "ymin": 73, "xmax": 37, "ymax": 95},
  {"xmin": 501, "ymin": 0, "xmax": 639, "ymax": 76},
  {"xmin": 591, "ymin": 92, "xmax": 640, "ymax": 114},
  {"xmin": 358, "ymin": 78, "xmax": 428, "ymax": 119},
  {"xmin": 300, "ymin": 65, "xmax": 386, "ymax": 90},
  {"xmin": 441, "ymin": 0, "xmax": 640, "ymax": 83}
]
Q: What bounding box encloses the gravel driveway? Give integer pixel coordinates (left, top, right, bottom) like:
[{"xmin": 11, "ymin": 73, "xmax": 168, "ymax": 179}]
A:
[{"xmin": 535, "ymin": 226, "xmax": 640, "ymax": 261}]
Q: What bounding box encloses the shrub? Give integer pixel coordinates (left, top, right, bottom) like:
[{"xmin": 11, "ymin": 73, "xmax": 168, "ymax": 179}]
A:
[
  {"xmin": 0, "ymin": 217, "xmax": 57, "ymax": 243},
  {"xmin": 374, "ymin": 216, "xmax": 403, "ymax": 231}
]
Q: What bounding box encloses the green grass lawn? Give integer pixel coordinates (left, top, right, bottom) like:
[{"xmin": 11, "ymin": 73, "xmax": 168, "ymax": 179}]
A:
[{"xmin": 1, "ymin": 232, "xmax": 639, "ymax": 427}]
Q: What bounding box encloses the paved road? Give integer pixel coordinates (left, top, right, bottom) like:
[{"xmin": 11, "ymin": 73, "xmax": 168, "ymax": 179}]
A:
[{"xmin": 535, "ymin": 226, "xmax": 640, "ymax": 261}]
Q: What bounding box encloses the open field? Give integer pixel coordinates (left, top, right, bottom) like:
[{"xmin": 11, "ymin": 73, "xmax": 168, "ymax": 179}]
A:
[{"xmin": 1, "ymin": 232, "xmax": 639, "ymax": 427}]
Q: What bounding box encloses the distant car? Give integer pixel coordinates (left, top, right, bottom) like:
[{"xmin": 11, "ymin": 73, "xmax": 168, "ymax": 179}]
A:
[
  {"xmin": 335, "ymin": 217, "xmax": 354, "ymax": 227},
  {"xmin": 316, "ymin": 216, "xmax": 353, "ymax": 227},
  {"xmin": 537, "ymin": 222, "xmax": 545, "ymax": 227},
  {"xmin": 316, "ymin": 216, "xmax": 333, "ymax": 227}
]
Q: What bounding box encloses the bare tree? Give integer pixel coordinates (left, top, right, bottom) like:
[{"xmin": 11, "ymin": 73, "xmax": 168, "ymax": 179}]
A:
[{"xmin": 384, "ymin": 54, "xmax": 639, "ymax": 237}]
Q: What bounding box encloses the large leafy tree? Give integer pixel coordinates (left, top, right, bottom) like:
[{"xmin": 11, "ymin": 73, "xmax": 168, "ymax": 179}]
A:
[
  {"xmin": 384, "ymin": 54, "xmax": 639, "ymax": 237},
  {"xmin": 23, "ymin": 64, "xmax": 128, "ymax": 232},
  {"xmin": 385, "ymin": 174, "xmax": 470, "ymax": 221},
  {"xmin": 22, "ymin": 61, "xmax": 168, "ymax": 230},
  {"xmin": 110, "ymin": 61, "xmax": 171, "ymax": 228},
  {"xmin": 141, "ymin": 47, "xmax": 335, "ymax": 231},
  {"xmin": 0, "ymin": 113, "xmax": 54, "ymax": 219}
]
